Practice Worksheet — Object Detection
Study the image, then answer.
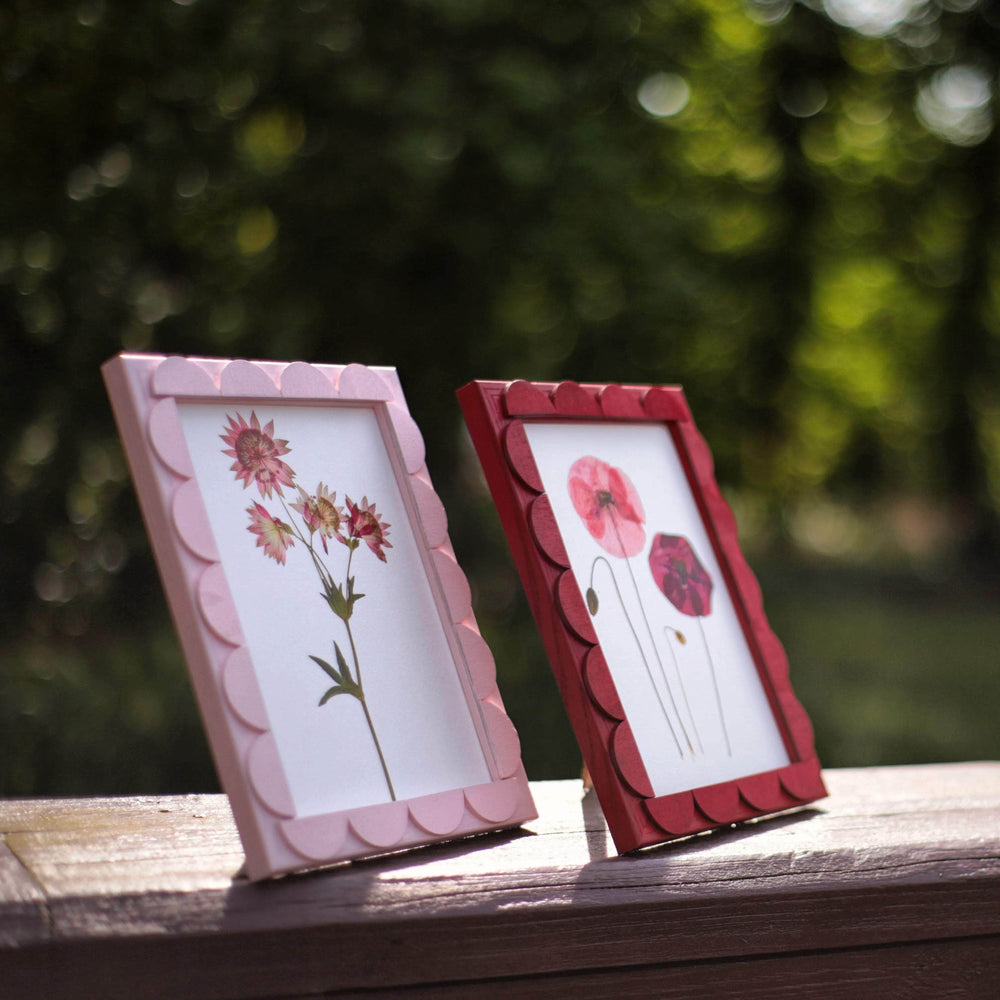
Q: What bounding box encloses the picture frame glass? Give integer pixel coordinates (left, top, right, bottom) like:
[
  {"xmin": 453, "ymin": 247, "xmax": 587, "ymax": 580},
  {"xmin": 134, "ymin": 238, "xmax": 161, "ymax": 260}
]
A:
[
  {"xmin": 179, "ymin": 400, "xmax": 491, "ymax": 817},
  {"xmin": 524, "ymin": 420, "xmax": 789, "ymax": 795}
]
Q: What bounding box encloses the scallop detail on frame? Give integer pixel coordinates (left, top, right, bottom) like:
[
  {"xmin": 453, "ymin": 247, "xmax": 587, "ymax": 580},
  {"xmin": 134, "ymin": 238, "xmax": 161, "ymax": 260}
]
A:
[
  {"xmin": 410, "ymin": 478, "xmax": 448, "ymax": 549},
  {"xmin": 482, "ymin": 702, "xmax": 522, "ymax": 779},
  {"xmin": 555, "ymin": 570, "xmax": 598, "ymax": 645},
  {"xmin": 465, "ymin": 778, "xmax": 520, "ymax": 823},
  {"xmin": 409, "ymin": 789, "xmax": 467, "ymax": 836},
  {"xmin": 455, "ymin": 626, "xmax": 497, "ymax": 699},
  {"xmin": 349, "ymin": 800, "xmax": 410, "ymax": 848},
  {"xmin": 503, "ymin": 421, "xmax": 545, "ymax": 493},
  {"xmin": 433, "ymin": 550, "xmax": 472, "ymax": 623},
  {"xmin": 385, "ymin": 402, "xmax": 426, "ymax": 474},
  {"xmin": 610, "ymin": 722, "xmax": 655, "ymax": 799},
  {"xmin": 278, "ymin": 361, "xmax": 337, "ymax": 398},
  {"xmin": 640, "ymin": 386, "xmax": 689, "ymax": 421},
  {"xmin": 694, "ymin": 781, "xmax": 742, "ymax": 824},
  {"xmin": 783, "ymin": 703, "xmax": 817, "ymax": 760},
  {"xmin": 598, "ymin": 384, "xmax": 644, "ymax": 419},
  {"xmin": 220, "ymin": 359, "xmax": 280, "ymax": 398},
  {"xmin": 221, "ymin": 646, "xmax": 270, "ymax": 732},
  {"xmin": 529, "ymin": 494, "xmax": 569, "ymax": 567},
  {"xmin": 503, "ymin": 379, "xmax": 555, "ymax": 416},
  {"xmin": 552, "ymin": 381, "xmax": 601, "ymax": 417},
  {"xmin": 738, "ymin": 772, "xmax": 787, "ymax": 813},
  {"xmin": 779, "ymin": 760, "xmax": 826, "ymax": 801},
  {"xmin": 337, "ymin": 363, "xmax": 392, "ymax": 400},
  {"xmin": 645, "ymin": 791, "xmax": 698, "ymax": 835},
  {"xmin": 148, "ymin": 398, "xmax": 195, "ymax": 477},
  {"xmin": 172, "ymin": 478, "xmax": 220, "ymax": 563},
  {"xmin": 151, "ymin": 355, "xmax": 218, "ymax": 397},
  {"xmin": 281, "ymin": 812, "xmax": 349, "ymax": 862},
  {"xmin": 582, "ymin": 647, "xmax": 625, "ymax": 721},
  {"xmin": 196, "ymin": 563, "xmax": 244, "ymax": 646},
  {"xmin": 247, "ymin": 731, "xmax": 296, "ymax": 819}
]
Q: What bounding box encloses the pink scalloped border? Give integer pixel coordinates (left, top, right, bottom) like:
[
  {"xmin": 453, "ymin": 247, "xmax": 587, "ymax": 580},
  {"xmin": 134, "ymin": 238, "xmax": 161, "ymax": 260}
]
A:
[
  {"xmin": 462, "ymin": 378, "xmax": 826, "ymax": 852},
  {"xmin": 103, "ymin": 354, "xmax": 536, "ymax": 878}
]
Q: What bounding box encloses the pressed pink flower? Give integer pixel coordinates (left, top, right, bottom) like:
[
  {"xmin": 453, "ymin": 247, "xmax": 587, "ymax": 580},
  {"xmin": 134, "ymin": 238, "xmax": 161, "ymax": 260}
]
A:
[
  {"xmin": 648, "ymin": 534, "xmax": 712, "ymax": 617},
  {"xmin": 247, "ymin": 502, "xmax": 295, "ymax": 564},
  {"xmin": 293, "ymin": 483, "xmax": 345, "ymax": 552},
  {"xmin": 345, "ymin": 495, "xmax": 392, "ymax": 562},
  {"xmin": 221, "ymin": 411, "xmax": 295, "ymax": 499},
  {"xmin": 568, "ymin": 456, "xmax": 646, "ymax": 558}
]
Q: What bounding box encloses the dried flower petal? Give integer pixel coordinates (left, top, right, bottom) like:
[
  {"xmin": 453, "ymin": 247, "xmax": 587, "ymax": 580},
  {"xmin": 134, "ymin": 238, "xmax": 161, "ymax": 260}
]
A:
[
  {"xmin": 221, "ymin": 411, "xmax": 295, "ymax": 499},
  {"xmin": 648, "ymin": 534, "xmax": 712, "ymax": 617},
  {"xmin": 567, "ymin": 456, "xmax": 645, "ymax": 558}
]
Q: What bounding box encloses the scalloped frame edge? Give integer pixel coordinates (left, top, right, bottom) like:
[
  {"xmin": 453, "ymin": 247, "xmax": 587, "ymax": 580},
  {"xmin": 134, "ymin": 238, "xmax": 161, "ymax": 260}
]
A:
[
  {"xmin": 458, "ymin": 378, "xmax": 826, "ymax": 854},
  {"xmin": 103, "ymin": 354, "xmax": 535, "ymax": 878}
]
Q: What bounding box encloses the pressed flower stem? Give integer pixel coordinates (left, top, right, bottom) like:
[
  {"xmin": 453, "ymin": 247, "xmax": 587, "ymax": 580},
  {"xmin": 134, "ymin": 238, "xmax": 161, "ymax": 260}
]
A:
[
  {"xmin": 658, "ymin": 622, "xmax": 703, "ymax": 755},
  {"xmin": 608, "ymin": 512, "xmax": 697, "ymax": 755},
  {"xmin": 589, "ymin": 557, "xmax": 682, "ymax": 757},
  {"xmin": 280, "ymin": 495, "xmax": 397, "ymax": 801},
  {"xmin": 358, "ymin": 691, "xmax": 396, "ymax": 800},
  {"xmin": 698, "ymin": 617, "xmax": 731, "ymax": 757},
  {"xmin": 341, "ymin": 543, "xmax": 397, "ymax": 801}
]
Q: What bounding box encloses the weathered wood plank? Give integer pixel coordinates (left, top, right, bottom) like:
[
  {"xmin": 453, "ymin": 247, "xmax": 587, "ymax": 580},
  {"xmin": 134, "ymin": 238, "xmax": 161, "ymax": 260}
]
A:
[
  {"xmin": 317, "ymin": 936, "xmax": 1000, "ymax": 999},
  {"xmin": 0, "ymin": 840, "xmax": 47, "ymax": 948},
  {"xmin": 0, "ymin": 764, "xmax": 997, "ymax": 999}
]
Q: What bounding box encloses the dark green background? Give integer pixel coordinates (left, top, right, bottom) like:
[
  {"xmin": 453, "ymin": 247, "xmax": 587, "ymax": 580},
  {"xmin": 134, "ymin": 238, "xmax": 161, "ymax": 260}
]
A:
[{"xmin": 2, "ymin": 0, "xmax": 998, "ymax": 795}]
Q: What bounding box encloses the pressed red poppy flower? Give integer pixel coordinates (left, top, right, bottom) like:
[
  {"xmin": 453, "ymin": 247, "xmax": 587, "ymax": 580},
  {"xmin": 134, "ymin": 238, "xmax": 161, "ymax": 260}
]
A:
[
  {"xmin": 345, "ymin": 495, "xmax": 392, "ymax": 562},
  {"xmin": 221, "ymin": 411, "xmax": 295, "ymax": 499},
  {"xmin": 568, "ymin": 456, "xmax": 646, "ymax": 558},
  {"xmin": 648, "ymin": 533, "xmax": 712, "ymax": 617}
]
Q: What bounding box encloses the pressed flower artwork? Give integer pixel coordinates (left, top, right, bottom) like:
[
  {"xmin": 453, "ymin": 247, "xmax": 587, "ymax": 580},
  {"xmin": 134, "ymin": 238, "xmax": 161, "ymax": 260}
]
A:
[
  {"xmin": 523, "ymin": 421, "xmax": 789, "ymax": 796},
  {"xmin": 178, "ymin": 402, "xmax": 492, "ymax": 817},
  {"xmin": 106, "ymin": 355, "xmax": 539, "ymax": 878},
  {"xmin": 222, "ymin": 409, "xmax": 399, "ymax": 797}
]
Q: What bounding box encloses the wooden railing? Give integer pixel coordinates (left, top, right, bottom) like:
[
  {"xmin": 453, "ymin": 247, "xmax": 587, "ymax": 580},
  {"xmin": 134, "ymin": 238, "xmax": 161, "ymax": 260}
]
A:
[{"xmin": 2, "ymin": 762, "xmax": 998, "ymax": 998}]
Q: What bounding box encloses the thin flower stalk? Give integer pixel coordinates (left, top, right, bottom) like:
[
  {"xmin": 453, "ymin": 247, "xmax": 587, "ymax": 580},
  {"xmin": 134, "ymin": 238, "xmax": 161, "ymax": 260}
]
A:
[
  {"xmin": 571, "ymin": 456, "xmax": 694, "ymax": 756},
  {"xmin": 649, "ymin": 533, "xmax": 731, "ymax": 756}
]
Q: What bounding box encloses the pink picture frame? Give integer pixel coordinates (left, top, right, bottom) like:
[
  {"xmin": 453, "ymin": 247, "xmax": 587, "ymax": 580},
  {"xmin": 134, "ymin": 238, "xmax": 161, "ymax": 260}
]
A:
[
  {"xmin": 103, "ymin": 353, "xmax": 535, "ymax": 879},
  {"xmin": 458, "ymin": 379, "xmax": 826, "ymax": 854}
]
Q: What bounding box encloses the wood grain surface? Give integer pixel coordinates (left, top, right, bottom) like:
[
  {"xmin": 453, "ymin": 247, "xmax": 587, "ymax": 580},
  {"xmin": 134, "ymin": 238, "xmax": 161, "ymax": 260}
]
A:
[{"xmin": 1, "ymin": 763, "xmax": 998, "ymax": 998}]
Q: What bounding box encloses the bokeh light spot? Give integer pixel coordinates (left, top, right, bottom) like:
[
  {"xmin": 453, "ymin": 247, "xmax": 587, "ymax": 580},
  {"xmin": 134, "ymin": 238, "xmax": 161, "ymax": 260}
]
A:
[
  {"xmin": 236, "ymin": 206, "xmax": 278, "ymax": 255},
  {"xmin": 637, "ymin": 73, "xmax": 690, "ymax": 118},
  {"xmin": 916, "ymin": 65, "xmax": 993, "ymax": 147}
]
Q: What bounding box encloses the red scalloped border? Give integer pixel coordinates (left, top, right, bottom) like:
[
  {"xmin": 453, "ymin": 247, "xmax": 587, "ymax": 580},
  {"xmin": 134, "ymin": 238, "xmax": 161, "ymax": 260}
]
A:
[{"xmin": 465, "ymin": 378, "xmax": 826, "ymax": 853}]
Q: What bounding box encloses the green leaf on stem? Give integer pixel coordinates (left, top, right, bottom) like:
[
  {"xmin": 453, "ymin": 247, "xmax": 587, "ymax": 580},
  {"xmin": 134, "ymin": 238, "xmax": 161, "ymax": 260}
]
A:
[
  {"xmin": 319, "ymin": 685, "xmax": 351, "ymax": 706},
  {"xmin": 309, "ymin": 654, "xmax": 343, "ymax": 685},
  {"xmin": 324, "ymin": 583, "xmax": 352, "ymax": 620},
  {"xmin": 347, "ymin": 575, "xmax": 365, "ymax": 603},
  {"xmin": 333, "ymin": 641, "xmax": 355, "ymax": 687}
]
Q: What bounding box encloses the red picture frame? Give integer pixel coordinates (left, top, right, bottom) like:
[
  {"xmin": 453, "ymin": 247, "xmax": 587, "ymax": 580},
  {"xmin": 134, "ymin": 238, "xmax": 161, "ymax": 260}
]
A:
[{"xmin": 458, "ymin": 379, "xmax": 826, "ymax": 853}]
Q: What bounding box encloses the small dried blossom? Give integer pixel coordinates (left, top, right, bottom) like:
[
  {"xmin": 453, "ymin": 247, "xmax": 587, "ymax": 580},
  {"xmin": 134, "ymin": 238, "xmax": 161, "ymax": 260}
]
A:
[
  {"xmin": 293, "ymin": 482, "xmax": 345, "ymax": 552},
  {"xmin": 247, "ymin": 502, "xmax": 295, "ymax": 564},
  {"xmin": 221, "ymin": 411, "xmax": 295, "ymax": 499},
  {"xmin": 345, "ymin": 495, "xmax": 392, "ymax": 562}
]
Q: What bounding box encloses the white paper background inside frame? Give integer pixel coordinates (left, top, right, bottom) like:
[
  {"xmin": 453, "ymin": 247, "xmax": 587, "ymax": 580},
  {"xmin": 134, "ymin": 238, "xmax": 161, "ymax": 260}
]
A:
[
  {"xmin": 524, "ymin": 421, "xmax": 789, "ymax": 796},
  {"xmin": 179, "ymin": 402, "xmax": 490, "ymax": 817}
]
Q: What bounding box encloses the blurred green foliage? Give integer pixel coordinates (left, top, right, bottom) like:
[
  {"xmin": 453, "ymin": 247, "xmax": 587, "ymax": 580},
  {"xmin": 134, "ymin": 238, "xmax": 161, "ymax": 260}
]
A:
[{"xmin": 2, "ymin": 0, "xmax": 999, "ymax": 795}]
